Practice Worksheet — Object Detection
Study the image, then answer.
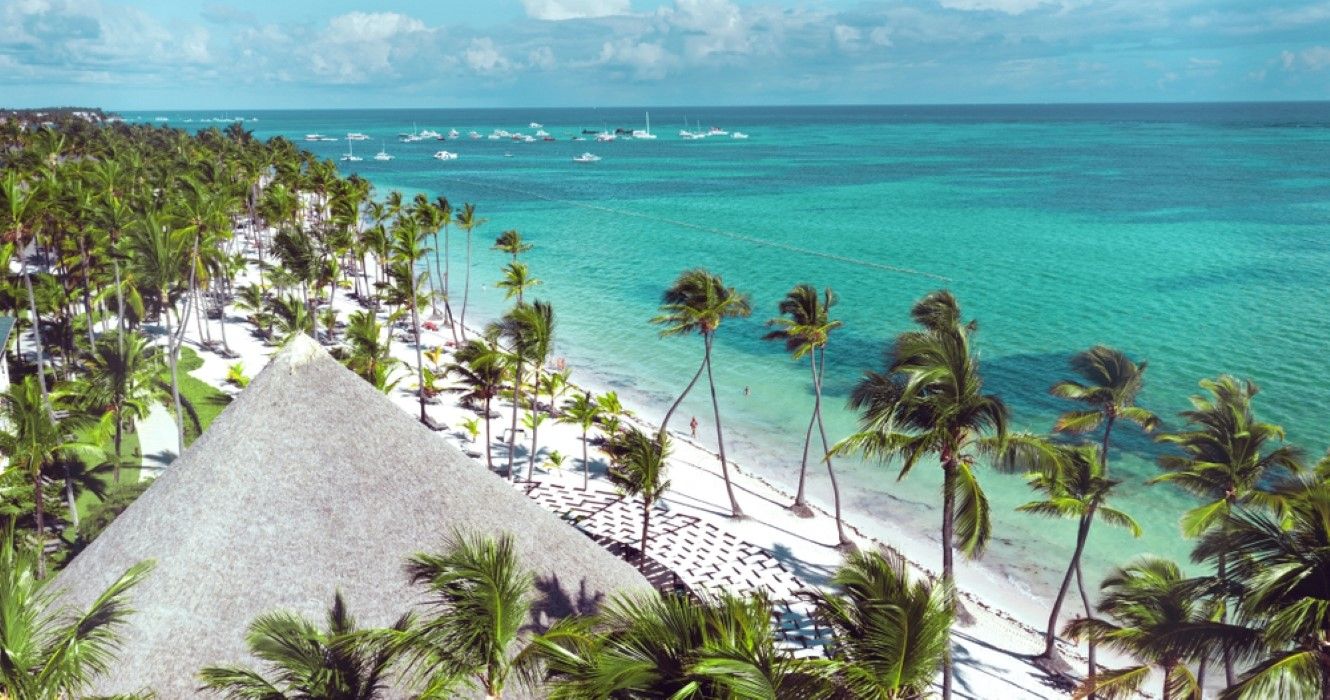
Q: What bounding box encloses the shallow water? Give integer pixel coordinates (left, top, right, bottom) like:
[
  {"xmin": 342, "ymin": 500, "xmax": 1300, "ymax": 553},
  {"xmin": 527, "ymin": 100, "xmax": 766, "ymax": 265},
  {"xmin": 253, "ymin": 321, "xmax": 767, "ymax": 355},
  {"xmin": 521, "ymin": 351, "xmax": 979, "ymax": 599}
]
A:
[{"xmin": 135, "ymin": 102, "xmax": 1330, "ymax": 605}]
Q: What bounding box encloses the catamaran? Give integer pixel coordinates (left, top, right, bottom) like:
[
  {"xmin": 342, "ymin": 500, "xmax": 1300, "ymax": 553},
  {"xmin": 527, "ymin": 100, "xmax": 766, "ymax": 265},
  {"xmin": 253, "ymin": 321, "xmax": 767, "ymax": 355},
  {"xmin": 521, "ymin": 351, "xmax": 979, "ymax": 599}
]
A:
[
  {"xmin": 346, "ymin": 132, "xmax": 369, "ymax": 141},
  {"xmin": 340, "ymin": 141, "xmax": 362, "ymax": 162},
  {"xmin": 373, "ymin": 142, "xmax": 393, "ymax": 161},
  {"xmin": 572, "ymin": 152, "xmax": 601, "ymax": 163}
]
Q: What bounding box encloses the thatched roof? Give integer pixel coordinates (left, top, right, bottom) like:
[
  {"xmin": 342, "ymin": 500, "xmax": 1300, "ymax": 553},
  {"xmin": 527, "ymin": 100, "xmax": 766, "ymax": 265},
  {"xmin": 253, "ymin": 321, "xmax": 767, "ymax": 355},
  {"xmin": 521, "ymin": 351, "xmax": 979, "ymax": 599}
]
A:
[{"xmin": 54, "ymin": 335, "xmax": 650, "ymax": 697}]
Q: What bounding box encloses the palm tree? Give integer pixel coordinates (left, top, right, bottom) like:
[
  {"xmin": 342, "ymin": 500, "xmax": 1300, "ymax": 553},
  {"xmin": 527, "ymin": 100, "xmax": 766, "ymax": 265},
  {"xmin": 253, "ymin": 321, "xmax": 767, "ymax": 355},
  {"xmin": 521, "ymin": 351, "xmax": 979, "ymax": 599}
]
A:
[
  {"xmin": 1152, "ymin": 375, "xmax": 1300, "ymax": 687},
  {"xmin": 493, "ymin": 229, "xmax": 531, "ymax": 261},
  {"xmin": 0, "ymin": 376, "xmax": 102, "ymax": 577},
  {"xmin": 764, "ymin": 283, "xmax": 850, "ymax": 546},
  {"xmin": 532, "ymin": 591, "xmax": 815, "ymax": 699},
  {"xmin": 496, "ymin": 261, "xmax": 541, "ymax": 304},
  {"xmin": 490, "ymin": 301, "xmax": 553, "ymax": 482},
  {"xmin": 0, "ymin": 526, "xmax": 154, "ymax": 697},
  {"xmin": 1, "ymin": 170, "xmax": 54, "ymax": 411},
  {"xmin": 388, "ymin": 532, "xmax": 533, "ymax": 700},
  {"xmin": 71, "ymin": 331, "xmax": 171, "ymax": 482},
  {"xmin": 390, "ymin": 217, "xmax": 432, "ymax": 424},
  {"xmin": 199, "ymin": 592, "xmax": 405, "ymax": 700},
  {"xmin": 343, "ymin": 310, "xmax": 402, "ymax": 393},
  {"xmin": 830, "ymin": 290, "xmax": 1008, "ymax": 700},
  {"xmin": 448, "ymin": 339, "xmax": 507, "ymax": 471},
  {"xmin": 1065, "ymin": 557, "xmax": 1211, "ymax": 700},
  {"xmin": 454, "ymin": 203, "xmax": 486, "ymax": 341},
  {"xmin": 651, "ymin": 268, "xmax": 751, "ymax": 518},
  {"xmin": 520, "ymin": 301, "xmax": 555, "ymax": 483},
  {"xmin": 607, "ymin": 429, "xmax": 670, "ymax": 568},
  {"xmin": 1201, "ymin": 477, "xmax": 1330, "ymax": 698},
  {"xmin": 1020, "ymin": 442, "xmax": 1142, "ymax": 665},
  {"xmin": 1043, "ymin": 346, "xmax": 1159, "ymax": 680},
  {"xmin": 559, "ymin": 392, "xmax": 601, "ymax": 490},
  {"xmin": 804, "ymin": 549, "xmax": 953, "ymax": 698}
]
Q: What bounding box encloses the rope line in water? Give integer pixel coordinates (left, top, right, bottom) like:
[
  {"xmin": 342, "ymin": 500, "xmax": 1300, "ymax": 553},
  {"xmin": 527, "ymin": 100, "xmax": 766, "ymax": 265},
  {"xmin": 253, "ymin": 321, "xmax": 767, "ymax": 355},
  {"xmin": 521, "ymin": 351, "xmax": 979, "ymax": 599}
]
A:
[{"xmin": 438, "ymin": 175, "xmax": 952, "ymax": 283}]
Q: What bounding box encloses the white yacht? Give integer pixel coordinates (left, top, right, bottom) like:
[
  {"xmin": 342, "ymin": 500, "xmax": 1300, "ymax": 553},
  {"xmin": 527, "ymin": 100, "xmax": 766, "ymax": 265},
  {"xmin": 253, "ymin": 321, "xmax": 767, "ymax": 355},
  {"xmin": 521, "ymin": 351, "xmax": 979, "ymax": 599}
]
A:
[
  {"xmin": 529, "ymin": 121, "xmax": 543, "ymax": 128},
  {"xmin": 731, "ymin": 131, "xmax": 749, "ymax": 140},
  {"xmin": 535, "ymin": 129, "xmax": 550, "ymax": 138},
  {"xmin": 340, "ymin": 142, "xmax": 362, "ymax": 162},
  {"xmin": 707, "ymin": 126, "xmax": 729, "ymax": 137},
  {"xmin": 572, "ymin": 152, "xmax": 601, "ymax": 163},
  {"xmin": 373, "ymin": 142, "xmax": 393, "ymax": 161},
  {"xmin": 305, "ymin": 133, "xmax": 326, "ymax": 141},
  {"xmin": 631, "ymin": 112, "xmax": 657, "ymax": 140},
  {"xmin": 595, "ymin": 131, "xmax": 617, "ymax": 142},
  {"xmin": 346, "ymin": 132, "xmax": 370, "ymax": 141},
  {"xmin": 420, "ymin": 129, "xmax": 443, "ymax": 140},
  {"xmin": 448, "ymin": 129, "xmax": 460, "ymax": 139},
  {"xmin": 433, "ymin": 150, "xmax": 459, "ymax": 161},
  {"xmin": 469, "ymin": 131, "xmax": 482, "ymax": 139}
]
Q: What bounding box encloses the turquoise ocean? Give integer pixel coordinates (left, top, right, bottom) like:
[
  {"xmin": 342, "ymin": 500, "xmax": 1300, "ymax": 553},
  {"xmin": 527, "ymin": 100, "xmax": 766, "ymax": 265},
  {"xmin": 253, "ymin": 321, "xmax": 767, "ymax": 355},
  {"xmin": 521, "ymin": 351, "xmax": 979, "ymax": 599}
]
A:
[{"xmin": 129, "ymin": 103, "xmax": 1330, "ymax": 611}]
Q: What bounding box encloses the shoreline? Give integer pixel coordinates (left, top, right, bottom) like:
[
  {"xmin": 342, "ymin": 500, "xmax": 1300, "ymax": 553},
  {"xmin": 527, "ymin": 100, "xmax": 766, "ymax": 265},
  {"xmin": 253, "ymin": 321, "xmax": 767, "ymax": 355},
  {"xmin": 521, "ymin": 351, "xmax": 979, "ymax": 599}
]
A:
[{"xmin": 156, "ymin": 225, "xmax": 1091, "ymax": 697}]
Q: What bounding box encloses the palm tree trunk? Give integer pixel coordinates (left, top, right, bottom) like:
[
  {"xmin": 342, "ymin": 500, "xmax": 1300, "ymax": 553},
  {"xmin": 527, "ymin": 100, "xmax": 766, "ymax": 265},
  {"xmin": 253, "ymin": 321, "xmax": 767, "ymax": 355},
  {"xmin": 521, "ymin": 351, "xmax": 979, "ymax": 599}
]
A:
[
  {"xmin": 163, "ymin": 301, "xmax": 186, "ymax": 454},
  {"xmin": 507, "ymin": 358, "xmax": 523, "ymax": 480},
  {"xmin": 430, "ymin": 229, "xmax": 443, "ymax": 318},
  {"xmin": 22, "ymin": 267, "xmax": 52, "ymax": 412},
  {"xmin": 65, "ymin": 465, "xmax": 79, "ymax": 528},
  {"xmin": 582, "ymin": 426, "xmax": 590, "ymax": 490},
  {"xmin": 443, "ymin": 225, "xmax": 458, "ymax": 345},
  {"xmin": 217, "ymin": 279, "xmax": 232, "ymax": 355},
  {"xmin": 1218, "ymin": 547, "xmax": 1235, "ymax": 687},
  {"xmin": 791, "ymin": 357, "xmax": 817, "ymax": 514},
  {"xmin": 114, "ymin": 258, "xmax": 125, "ymax": 355},
  {"xmin": 410, "ymin": 280, "xmax": 427, "ymax": 425},
  {"xmin": 527, "ymin": 366, "xmax": 541, "ymax": 483},
  {"xmin": 79, "ymin": 237, "xmax": 96, "ymax": 349},
  {"xmin": 941, "ymin": 457, "xmax": 957, "ymax": 700},
  {"xmin": 640, "ymin": 495, "xmax": 652, "ymax": 569},
  {"xmin": 1076, "ymin": 560, "xmax": 1097, "ymax": 700},
  {"xmin": 813, "ymin": 348, "xmax": 850, "ymax": 546},
  {"xmin": 459, "ymin": 230, "xmax": 471, "ymax": 341},
  {"xmin": 1043, "ymin": 512, "xmax": 1093, "ymax": 657},
  {"xmin": 484, "ymin": 394, "xmax": 495, "ymax": 471},
  {"xmin": 704, "ymin": 334, "xmax": 742, "ymax": 518},
  {"xmin": 113, "ymin": 414, "xmax": 123, "ymax": 483},
  {"xmin": 660, "ymin": 353, "xmax": 707, "ymax": 440},
  {"xmin": 33, "ymin": 467, "xmax": 45, "ymax": 579}
]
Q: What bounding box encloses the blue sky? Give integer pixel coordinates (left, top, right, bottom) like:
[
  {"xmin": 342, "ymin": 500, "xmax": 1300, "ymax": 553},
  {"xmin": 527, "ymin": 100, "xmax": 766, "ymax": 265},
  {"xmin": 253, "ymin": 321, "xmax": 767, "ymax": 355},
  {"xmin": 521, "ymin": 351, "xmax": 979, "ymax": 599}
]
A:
[{"xmin": 1, "ymin": 0, "xmax": 1328, "ymax": 108}]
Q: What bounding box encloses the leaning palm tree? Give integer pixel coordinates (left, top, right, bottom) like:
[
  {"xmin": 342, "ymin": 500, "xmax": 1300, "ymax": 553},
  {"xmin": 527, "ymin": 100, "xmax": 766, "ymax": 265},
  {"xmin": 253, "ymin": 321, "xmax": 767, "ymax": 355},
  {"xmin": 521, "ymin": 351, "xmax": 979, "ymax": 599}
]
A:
[
  {"xmin": 606, "ymin": 429, "xmax": 670, "ymax": 568},
  {"xmin": 651, "ymin": 268, "xmax": 751, "ymax": 518},
  {"xmin": 1066, "ymin": 557, "xmax": 1211, "ymax": 700},
  {"xmin": 803, "ymin": 549, "xmax": 953, "ymax": 699},
  {"xmin": 390, "ymin": 217, "xmax": 432, "ymax": 425},
  {"xmin": 1151, "ymin": 375, "xmax": 1301, "ymax": 686},
  {"xmin": 1043, "ymin": 346, "xmax": 1159, "ymax": 682},
  {"xmin": 490, "ymin": 301, "xmax": 554, "ymax": 482},
  {"xmin": 447, "ymin": 339, "xmax": 507, "ymax": 471},
  {"xmin": 559, "ymin": 392, "xmax": 601, "ymax": 490},
  {"xmin": 199, "ymin": 592, "xmax": 405, "ymax": 700},
  {"xmin": 0, "ymin": 525, "xmax": 154, "ymax": 697},
  {"xmin": 1202, "ymin": 477, "xmax": 1330, "ymax": 699},
  {"xmin": 830, "ymin": 290, "xmax": 1008, "ymax": 700},
  {"xmin": 1020, "ymin": 442, "xmax": 1142, "ymax": 665},
  {"xmin": 385, "ymin": 532, "xmax": 534, "ymax": 700},
  {"xmin": 764, "ymin": 283, "xmax": 851, "ymax": 546},
  {"xmin": 532, "ymin": 591, "xmax": 817, "ymax": 699}
]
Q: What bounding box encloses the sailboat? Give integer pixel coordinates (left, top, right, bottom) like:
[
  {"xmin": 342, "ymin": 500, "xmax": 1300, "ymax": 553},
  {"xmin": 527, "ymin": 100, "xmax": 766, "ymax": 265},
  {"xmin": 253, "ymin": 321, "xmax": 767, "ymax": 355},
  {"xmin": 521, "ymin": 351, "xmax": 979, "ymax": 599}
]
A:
[
  {"xmin": 373, "ymin": 141, "xmax": 393, "ymax": 161},
  {"xmin": 632, "ymin": 112, "xmax": 657, "ymax": 140},
  {"xmin": 340, "ymin": 141, "xmax": 362, "ymax": 162}
]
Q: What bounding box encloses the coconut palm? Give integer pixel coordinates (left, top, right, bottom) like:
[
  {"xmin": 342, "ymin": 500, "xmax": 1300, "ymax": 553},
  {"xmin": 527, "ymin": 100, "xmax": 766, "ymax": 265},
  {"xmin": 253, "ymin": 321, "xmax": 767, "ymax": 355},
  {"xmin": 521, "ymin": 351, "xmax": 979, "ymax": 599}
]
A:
[
  {"xmin": 448, "ymin": 339, "xmax": 507, "ymax": 471},
  {"xmin": 764, "ymin": 283, "xmax": 850, "ymax": 545},
  {"xmin": 1043, "ymin": 346, "xmax": 1159, "ymax": 679},
  {"xmin": 651, "ymin": 268, "xmax": 751, "ymax": 518},
  {"xmin": 1, "ymin": 170, "xmax": 54, "ymax": 410},
  {"xmin": 496, "ymin": 261, "xmax": 541, "ymax": 304},
  {"xmin": 390, "ymin": 217, "xmax": 432, "ymax": 425},
  {"xmin": 70, "ymin": 331, "xmax": 172, "ymax": 482},
  {"xmin": 559, "ymin": 392, "xmax": 601, "ymax": 490},
  {"xmin": 343, "ymin": 310, "xmax": 402, "ymax": 393},
  {"xmin": 804, "ymin": 549, "xmax": 953, "ymax": 699},
  {"xmin": 1200, "ymin": 476, "xmax": 1330, "ymax": 699},
  {"xmin": 607, "ymin": 429, "xmax": 670, "ymax": 568},
  {"xmin": 1020, "ymin": 442, "xmax": 1142, "ymax": 665},
  {"xmin": 387, "ymin": 532, "xmax": 534, "ymax": 699},
  {"xmin": 0, "ymin": 526, "xmax": 154, "ymax": 698},
  {"xmin": 454, "ymin": 203, "xmax": 485, "ymax": 341},
  {"xmin": 493, "ymin": 229, "xmax": 531, "ymax": 261},
  {"xmin": 1151, "ymin": 375, "xmax": 1302, "ymax": 686},
  {"xmin": 490, "ymin": 301, "xmax": 554, "ymax": 482},
  {"xmin": 199, "ymin": 592, "xmax": 405, "ymax": 700},
  {"xmin": 1065, "ymin": 557, "xmax": 1211, "ymax": 700},
  {"xmin": 0, "ymin": 376, "xmax": 103, "ymax": 577},
  {"xmin": 830, "ymin": 290, "xmax": 1007, "ymax": 700},
  {"xmin": 532, "ymin": 590, "xmax": 815, "ymax": 699}
]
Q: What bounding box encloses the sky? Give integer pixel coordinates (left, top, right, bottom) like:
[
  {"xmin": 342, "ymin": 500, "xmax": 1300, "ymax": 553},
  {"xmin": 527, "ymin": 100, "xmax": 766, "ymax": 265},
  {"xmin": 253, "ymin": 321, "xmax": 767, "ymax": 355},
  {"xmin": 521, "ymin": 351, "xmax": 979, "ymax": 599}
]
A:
[{"xmin": 1, "ymin": 0, "xmax": 1328, "ymax": 109}]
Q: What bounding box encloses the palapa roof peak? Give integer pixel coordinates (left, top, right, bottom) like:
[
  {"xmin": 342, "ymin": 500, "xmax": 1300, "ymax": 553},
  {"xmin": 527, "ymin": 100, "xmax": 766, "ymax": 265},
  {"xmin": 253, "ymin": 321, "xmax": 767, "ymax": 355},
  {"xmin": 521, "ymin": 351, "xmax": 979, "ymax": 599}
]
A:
[{"xmin": 54, "ymin": 335, "xmax": 650, "ymax": 697}]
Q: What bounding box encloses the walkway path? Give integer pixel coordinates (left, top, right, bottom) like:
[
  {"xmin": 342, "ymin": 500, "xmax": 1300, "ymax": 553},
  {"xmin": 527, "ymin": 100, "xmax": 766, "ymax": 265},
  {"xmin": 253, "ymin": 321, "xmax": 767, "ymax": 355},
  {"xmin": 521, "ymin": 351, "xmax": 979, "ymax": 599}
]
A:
[{"xmin": 136, "ymin": 403, "xmax": 179, "ymax": 481}]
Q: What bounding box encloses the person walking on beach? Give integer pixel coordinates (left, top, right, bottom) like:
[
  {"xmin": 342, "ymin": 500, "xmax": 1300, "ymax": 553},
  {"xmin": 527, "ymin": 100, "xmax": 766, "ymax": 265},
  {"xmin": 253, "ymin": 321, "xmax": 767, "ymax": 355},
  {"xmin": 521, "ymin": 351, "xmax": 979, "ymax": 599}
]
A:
[
  {"xmin": 689, "ymin": 416, "xmax": 699, "ymax": 439},
  {"xmin": 743, "ymin": 385, "xmax": 750, "ymax": 397}
]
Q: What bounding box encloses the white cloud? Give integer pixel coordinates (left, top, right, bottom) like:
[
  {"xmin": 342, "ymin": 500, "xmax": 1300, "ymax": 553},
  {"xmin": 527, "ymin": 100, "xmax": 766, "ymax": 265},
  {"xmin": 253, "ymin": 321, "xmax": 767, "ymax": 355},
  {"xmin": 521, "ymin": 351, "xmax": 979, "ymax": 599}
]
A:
[
  {"xmin": 464, "ymin": 37, "xmax": 512, "ymax": 74},
  {"xmin": 833, "ymin": 24, "xmax": 861, "ymax": 51},
  {"xmin": 869, "ymin": 26, "xmax": 894, "ymax": 47},
  {"xmin": 522, "ymin": 0, "xmax": 630, "ymax": 21},
  {"xmin": 937, "ymin": 0, "xmax": 1059, "ymax": 16},
  {"xmin": 598, "ymin": 37, "xmax": 675, "ymax": 78},
  {"xmin": 528, "ymin": 45, "xmax": 556, "ymax": 70},
  {"xmin": 304, "ymin": 12, "xmax": 431, "ymax": 83}
]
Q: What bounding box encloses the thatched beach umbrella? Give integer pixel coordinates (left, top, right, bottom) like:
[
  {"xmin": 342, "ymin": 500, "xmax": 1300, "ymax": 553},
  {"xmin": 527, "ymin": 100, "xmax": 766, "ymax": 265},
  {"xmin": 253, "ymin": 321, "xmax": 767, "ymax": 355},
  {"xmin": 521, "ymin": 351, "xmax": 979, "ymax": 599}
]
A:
[{"xmin": 52, "ymin": 335, "xmax": 650, "ymax": 697}]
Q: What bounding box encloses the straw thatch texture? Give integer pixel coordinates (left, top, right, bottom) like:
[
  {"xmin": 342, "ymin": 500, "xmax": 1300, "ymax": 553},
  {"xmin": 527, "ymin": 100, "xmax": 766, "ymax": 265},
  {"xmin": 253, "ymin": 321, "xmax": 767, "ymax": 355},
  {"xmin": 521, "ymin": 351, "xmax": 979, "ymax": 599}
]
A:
[{"xmin": 53, "ymin": 335, "xmax": 651, "ymax": 697}]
